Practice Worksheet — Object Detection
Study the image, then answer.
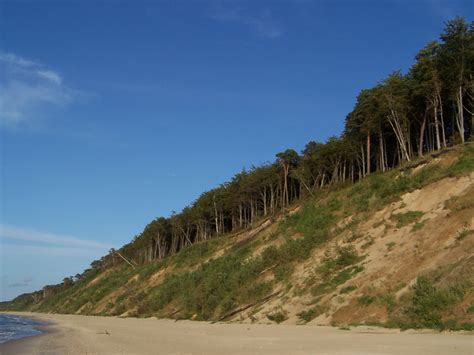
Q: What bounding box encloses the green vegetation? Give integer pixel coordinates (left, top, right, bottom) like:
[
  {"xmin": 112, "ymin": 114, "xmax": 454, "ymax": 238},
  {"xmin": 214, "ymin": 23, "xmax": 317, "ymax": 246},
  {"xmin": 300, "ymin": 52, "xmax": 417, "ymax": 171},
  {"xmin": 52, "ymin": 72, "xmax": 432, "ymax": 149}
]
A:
[
  {"xmin": 395, "ymin": 282, "xmax": 407, "ymax": 291},
  {"xmin": 391, "ymin": 211, "xmax": 424, "ymax": 228},
  {"xmin": 394, "ymin": 275, "xmax": 472, "ymax": 330},
  {"xmin": 446, "ymin": 187, "xmax": 474, "ymax": 211},
  {"xmin": 340, "ymin": 285, "xmax": 357, "ymax": 294},
  {"xmin": 296, "ymin": 307, "xmax": 324, "ymax": 323},
  {"xmin": 361, "ymin": 238, "xmax": 374, "ymax": 249},
  {"xmin": 267, "ymin": 311, "xmax": 288, "ymax": 324},
  {"xmin": 310, "ymin": 247, "xmax": 364, "ymax": 296},
  {"xmin": 408, "ymin": 276, "xmax": 465, "ymax": 327},
  {"xmin": 142, "ymin": 245, "xmax": 272, "ymax": 320},
  {"xmin": 279, "ymin": 201, "xmax": 336, "ymax": 241},
  {"xmin": 411, "ymin": 220, "xmax": 426, "ymax": 232},
  {"xmin": 456, "ymin": 228, "xmax": 474, "ymax": 241},
  {"xmin": 445, "ymin": 145, "xmax": 474, "ymax": 176},
  {"xmin": 317, "ymin": 246, "xmax": 362, "ymax": 277},
  {"xmin": 378, "ymin": 294, "xmax": 396, "ymax": 313},
  {"xmin": 357, "ymin": 295, "xmax": 376, "ymax": 306},
  {"xmin": 37, "ymin": 266, "xmax": 135, "ymax": 314},
  {"xmin": 386, "ymin": 242, "xmax": 396, "ymax": 251}
]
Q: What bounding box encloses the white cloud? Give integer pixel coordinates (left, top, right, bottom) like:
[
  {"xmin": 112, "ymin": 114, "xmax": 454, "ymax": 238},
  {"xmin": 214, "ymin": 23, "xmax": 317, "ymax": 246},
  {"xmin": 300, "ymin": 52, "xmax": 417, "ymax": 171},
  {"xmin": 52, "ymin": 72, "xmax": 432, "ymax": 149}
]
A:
[
  {"xmin": 209, "ymin": 5, "xmax": 282, "ymax": 39},
  {"xmin": 0, "ymin": 52, "xmax": 37, "ymax": 68},
  {"xmin": 36, "ymin": 69, "xmax": 63, "ymax": 85},
  {"xmin": 0, "ymin": 224, "xmax": 113, "ymax": 251},
  {"xmin": 0, "ymin": 52, "xmax": 73, "ymax": 127}
]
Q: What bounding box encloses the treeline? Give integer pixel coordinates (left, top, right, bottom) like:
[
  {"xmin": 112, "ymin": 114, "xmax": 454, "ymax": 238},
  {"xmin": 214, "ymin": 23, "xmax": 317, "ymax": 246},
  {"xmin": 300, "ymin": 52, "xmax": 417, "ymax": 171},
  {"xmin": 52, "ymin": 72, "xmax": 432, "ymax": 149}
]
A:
[{"xmin": 91, "ymin": 17, "xmax": 473, "ymax": 272}]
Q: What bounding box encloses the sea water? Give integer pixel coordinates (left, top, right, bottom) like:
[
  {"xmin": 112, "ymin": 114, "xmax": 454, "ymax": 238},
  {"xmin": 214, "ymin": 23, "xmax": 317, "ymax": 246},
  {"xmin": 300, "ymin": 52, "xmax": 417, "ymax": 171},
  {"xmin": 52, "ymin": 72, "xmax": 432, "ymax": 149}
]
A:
[{"xmin": 0, "ymin": 314, "xmax": 47, "ymax": 344}]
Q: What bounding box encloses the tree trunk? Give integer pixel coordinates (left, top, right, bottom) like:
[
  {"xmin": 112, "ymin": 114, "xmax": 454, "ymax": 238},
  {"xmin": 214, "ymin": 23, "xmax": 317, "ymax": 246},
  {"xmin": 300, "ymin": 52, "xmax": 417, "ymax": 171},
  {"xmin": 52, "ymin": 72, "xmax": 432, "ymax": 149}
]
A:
[
  {"xmin": 456, "ymin": 86, "xmax": 465, "ymax": 143},
  {"xmin": 360, "ymin": 144, "xmax": 366, "ymax": 177},
  {"xmin": 379, "ymin": 129, "xmax": 386, "ymax": 172},
  {"xmin": 437, "ymin": 90, "xmax": 447, "ymax": 147},
  {"xmin": 418, "ymin": 109, "xmax": 428, "ymax": 156},
  {"xmin": 388, "ymin": 114, "xmax": 411, "ymax": 162},
  {"xmin": 366, "ymin": 132, "xmax": 371, "ymax": 175},
  {"xmin": 213, "ymin": 195, "xmax": 219, "ymax": 236},
  {"xmin": 433, "ymin": 99, "xmax": 441, "ymax": 150}
]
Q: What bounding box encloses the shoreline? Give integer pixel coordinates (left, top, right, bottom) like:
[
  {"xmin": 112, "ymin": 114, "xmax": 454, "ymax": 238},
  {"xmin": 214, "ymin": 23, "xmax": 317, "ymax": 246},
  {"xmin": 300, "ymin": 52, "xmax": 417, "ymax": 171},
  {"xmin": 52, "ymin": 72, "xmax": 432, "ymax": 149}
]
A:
[
  {"xmin": 0, "ymin": 324, "xmax": 55, "ymax": 353},
  {"xmin": 0, "ymin": 314, "xmax": 56, "ymax": 354},
  {"xmin": 0, "ymin": 312, "xmax": 472, "ymax": 354}
]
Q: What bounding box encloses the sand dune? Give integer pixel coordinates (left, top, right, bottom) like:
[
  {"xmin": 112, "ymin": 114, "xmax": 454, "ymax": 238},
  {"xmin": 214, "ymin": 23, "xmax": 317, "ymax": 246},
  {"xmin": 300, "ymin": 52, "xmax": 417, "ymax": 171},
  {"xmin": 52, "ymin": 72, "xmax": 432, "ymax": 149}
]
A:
[{"xmin": 0, "ymin": 312, "xmax": 472, "ymax": 354}]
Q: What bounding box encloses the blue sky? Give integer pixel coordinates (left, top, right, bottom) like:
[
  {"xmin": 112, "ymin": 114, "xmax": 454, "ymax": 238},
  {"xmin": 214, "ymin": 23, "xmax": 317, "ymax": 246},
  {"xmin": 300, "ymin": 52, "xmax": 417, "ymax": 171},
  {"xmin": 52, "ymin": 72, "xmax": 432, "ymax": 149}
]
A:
[{"xmin": 1, "ymin": 0, "xmax": 472, "ymax": 301}]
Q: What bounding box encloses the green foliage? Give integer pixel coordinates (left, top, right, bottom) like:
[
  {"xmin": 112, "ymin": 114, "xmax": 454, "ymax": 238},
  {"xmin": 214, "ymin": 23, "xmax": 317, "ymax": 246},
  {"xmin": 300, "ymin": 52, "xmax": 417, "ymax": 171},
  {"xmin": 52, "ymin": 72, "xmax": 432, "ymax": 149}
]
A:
[
  {"xmin": 318, "ymin": 246, "xmax": 361, "ymax": 278},
  {"xmin": 280, "ymin": 201, "xmax": 336, "ymax": 240},
  {"xmin": 143, "ymin": 246, "xmax": 274, "ymax": 320},
  {"xmin": 172, "ymin": 237, "xmax": 223, "ymax": 268},
  {"xmin": 274, "ymin": 264, "xmax": 294, "ymax": 282},
  {"xmin": 357, "ymin": 295, "xmax": 376, "ymax": 306},
  {"xmin": 361, "ymin": 238, "xmax": 374, "ymax": 249},
  {"xmin": 311, "ymin": 247, "xmax": 364, "ymax": 296},
  {"xmin": 445, "ymin": 145, "xmax": 474, "ymax": 176},
  {"xmin": 411, "ymin": 220, "xmax": 426, "ymax": 232},
  {"xmin": 386, "ymin": 242, "xmax": 396, "ymax": 251},
  {"xmin": 327, "ymin": 198, "xmax": 343, "ymax": 211},
  {"xmin": 446, "ymin": 187, "xmax": 474, "ymax": 213},
  {"xmin": 267, "ymin": 311, "xmax": 288, "ymax": 324},
  {"xmin": 332, "ymin": 266, "xmax": 364, "ymax": 286},
  {"xmin": 138, "ymin": 261, "xmax": 164, "ymax": 279},
  {"xmin": 378, "ymin": 294, "xmax": 396, "ymax": 313},
  {"xmin": 296, "ymin": 307, "xmax": 323, "ymax": 323},
  {"xmin": 340, "ymin": 145, "xmax": 474, "ymax": 221},
  {"xmin": 395, "ymin": 282, "xmax": 407, "ymax": 291},
  {"xmin": 456, "ymin": 228, "xmax": 474, "ymax": 241},
  {"xmin": 115, "ymin": 292, "xmax": 129, "ymax": 304},
  {"xmin": 335, "ymin": 246, "xmax": 361, "ymax": 266},
  {"xmin": 340, "ymin": 285, "xmax": 357, "ymax": 294},
  {"xmin": 53, "ymin": 267, "xmax": 135, "ymax": 314},
  {"xmin": 401, "ymin": 276, "xmax": 467, "ymax": 329},
  {"xmin": 391, "ymin": 211, "xmax": 424, "ymax": 228}
]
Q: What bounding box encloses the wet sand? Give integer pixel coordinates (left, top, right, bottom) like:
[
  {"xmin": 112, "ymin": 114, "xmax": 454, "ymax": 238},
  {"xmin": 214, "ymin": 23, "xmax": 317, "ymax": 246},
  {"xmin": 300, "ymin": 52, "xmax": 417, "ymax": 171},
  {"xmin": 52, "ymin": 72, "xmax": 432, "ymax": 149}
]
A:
[{"xmin": 0, "ymin": 312, "xmax": 472, "ymax": 354}]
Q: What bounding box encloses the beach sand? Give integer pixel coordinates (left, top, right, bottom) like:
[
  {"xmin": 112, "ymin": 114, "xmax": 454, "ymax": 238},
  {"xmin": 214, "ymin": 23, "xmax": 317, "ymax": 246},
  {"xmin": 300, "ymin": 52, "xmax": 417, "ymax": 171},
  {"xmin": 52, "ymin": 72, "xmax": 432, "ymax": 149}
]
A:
[{"xmin": 0, "ymin": 312, "xmax": 472, "ymax": 354}]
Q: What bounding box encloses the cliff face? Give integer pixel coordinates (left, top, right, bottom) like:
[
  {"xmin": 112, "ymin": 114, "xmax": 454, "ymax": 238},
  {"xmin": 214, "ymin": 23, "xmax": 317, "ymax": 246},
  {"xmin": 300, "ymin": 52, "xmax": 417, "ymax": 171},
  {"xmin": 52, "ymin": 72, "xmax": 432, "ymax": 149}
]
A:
[{"xmin": 5, "ymin": 144, "xmax": 474, "ymax": 330}]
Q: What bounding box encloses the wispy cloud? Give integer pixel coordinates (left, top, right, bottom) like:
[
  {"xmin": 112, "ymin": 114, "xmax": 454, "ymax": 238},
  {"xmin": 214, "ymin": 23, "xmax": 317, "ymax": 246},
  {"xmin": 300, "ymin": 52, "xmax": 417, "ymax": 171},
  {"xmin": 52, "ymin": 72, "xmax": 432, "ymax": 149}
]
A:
[
  {"xmin": 0, "ymin": 224, "xmax": 114, "ymax": 255},
  {"xmin": 36, "ymin": 70, "xmax": 63, "ymax": 85},
  {"xmin": 0, "ymin": 52, "xmax": 74, "ymax": 128},
  {"xmin": 209, "ymin": 4, "xmax": 282, "ymax": 39},
  {"xmin": 0, "ymin": 52, "xmax": 37, "ymax": 68}
]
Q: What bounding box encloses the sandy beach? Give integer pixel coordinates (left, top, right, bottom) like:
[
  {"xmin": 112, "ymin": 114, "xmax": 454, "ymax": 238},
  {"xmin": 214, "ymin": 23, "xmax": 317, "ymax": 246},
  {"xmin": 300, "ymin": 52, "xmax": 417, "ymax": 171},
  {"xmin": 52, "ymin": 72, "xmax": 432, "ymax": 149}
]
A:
[{"xmin": 0, "ymin": 312, "xmax": 472, "ymax": 354}]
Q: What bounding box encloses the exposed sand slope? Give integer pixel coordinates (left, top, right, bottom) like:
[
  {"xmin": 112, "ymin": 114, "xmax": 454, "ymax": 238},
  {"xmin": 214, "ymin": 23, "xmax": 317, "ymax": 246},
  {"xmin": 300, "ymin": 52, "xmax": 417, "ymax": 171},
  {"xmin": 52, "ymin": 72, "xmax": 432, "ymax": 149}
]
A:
[
  {"xmin": 0, "ymin": 312, "xmax": 472, "ymax": 355},
  {"xmin": 240, "ymin": 171, "xmax": 474, "ymax": 325}
]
